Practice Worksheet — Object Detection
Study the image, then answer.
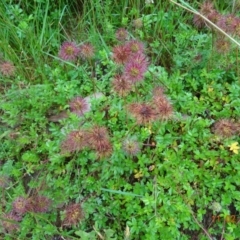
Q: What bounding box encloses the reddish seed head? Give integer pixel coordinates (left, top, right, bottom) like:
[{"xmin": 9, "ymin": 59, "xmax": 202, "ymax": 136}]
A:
[
  {"xmin": 131, "ymin": 52, "xmax": 148, "ymax": 65},
  {"xmin": 212, "ymin": 119, "xmax": 237, "ymax": 137},
  {"xmin": 61, "ymin": 130, "xmax": 88, "ymax": 153},
  {"xmin": 0, "ymin": 61, "xmax": 15, "ymax": 77},
  {"xmin": 112, "ymin": 74, "xmax": 133, "ymax": 96},
  {"xmin": 225, "ymin": 14, "xmax": 237, "ymax": 26},
  {"xmin": 216, "ymin": 16, "xmax": 228, "ymax": 32},
  {"xmin": 112, "ymin": 44, "xmax": 131, "ymax": 64},
  {"xmin": 62, "ymin": 203, "xmax": 84, "ymax": 227},
  {"xmin": 12, "ymin": 197, "xmax": 28, "ymax": 215},
  {"xmin": 193, "ymin": 14, "xmax": 205, "ymax": 29},
  {"xmin": 124, "ymin": 53, "xmax": 148, "ymax": 83},
  {"xmin": 128, "ymin": 103, "xmax": 156, "ymax": 124},
  {"xmin": 126, "ymin": 64, "xmax": 142, "ymax": 81},
  {"xmin": 193, "ymin": 1, "xmax": 219, "ymax": 28},
  {"xmin": 214, "ymin": 36, "xmax": 230, "ymax": 54},
  {"xmin": 26, "ymin": 195, "xmax": 51, "ymax": 213},
  {"xmin": 124, "ymin": 62, "xmax": 145, "ymax": 83},
  {"xmin": 200, "ymin": 1, "xmax": 215, "ymax": 17},
  {"xmin": 129, "ymin": 52, "xmax": 149, "ymax": 72},
  {"xmin": 79, "ymin": 43, "xmax": 95, "ymax": 59},
  {"xmin": 87, "ymin": 126, "xmax": 112, "ymax": 157},
  {"xmin": 207, "ymin": 9, "xmax": 220, "ymax": 24},
  {"xmin": 34, "ymin": 195, "xmax": 51, "ymax": 213},
  {"xmin": 234, "ymin": 18, "xmax": 240, "ymax": 37},
  {"xmin": 115, "ymin": 28, "xmax": 128, "ymax": 41},
  {"xmin": 59, "ymin": 41, "xmax": 80, "ymax": 61},
  {"xmin": 96, "ymin": 141, "xmax": 112, "ymax": 158},
  {"xmin": 126, "ymin": 40, "xmax": 145, "ymax": 54},
  {"xmin": 153, "ymin": 97, "xmax": 173, "ymax": 120},
  {"xmin": 69, "ymin": 96, "xmax": 90, "ymax": 116},
  {"xmin": 217, "ymin": 14, "xmax": 238, "ymax": 35},
  {"xmin": 1, "ymin": 211, "xmax": 21, "ymax": 233}
]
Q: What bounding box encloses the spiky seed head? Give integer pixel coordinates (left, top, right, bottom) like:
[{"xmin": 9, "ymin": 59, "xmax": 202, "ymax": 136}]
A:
[
  {"xmin": 130, "ymin": 52, "xmax": 148, "ymax": 66},
  {"xmin": 200, "ymin": 1, "xmax": 215, "ymax": 17},
  {"xmin": 124, "ymin": 53, "xmax": 148, "ymax": 83},
  {"xmin": 1, "ymin": 211, "xmax": 21, "ymax": 233},
  {"xmin": 128, "ymin": 103, "xmax": 156, "ymax": 124},
  {"xmin": 62, "ymin": 203, "xmax": 84, "ymax": 227},
  {"xmin": 212, "ymin": 119, "xmax": 237, "ymax": 137},
  {"xmin": 87, "ymin": 126, "xmax": 112, "ymax": 157},
  {"xmin": 12, "ymin": 197, "xmax": 28, "ymax": 215},
  {"xmin": 59, "ymin": 41, "xmax": 80, "ymax": 61},
  {"xmin": 115, "ymin": 28, "xmax": 128, "ymax": 41},
  {"xmin": 193, "ymin": 14, "xmax": 204, "ymax": 29},
  {"xmin": 225, "ymin": 14, "xmax": 238, "ymax": 32},
  {"xmin": 0, "ymin": 61, "xmax": 15, "ymax": 77},
  {"xmin": 79, "ymin": 43, "xmax": 95, "ymax": 59},
  {"xmin": 216, "ymin": 16, "xmax": 228, "ymax": 32},
  {"xmin": 193, "ymin": 1, "xmax": 219, "ymax": 28},
  {"xmin": 96, "ymin": 141, "xmax": 112, "ymax": 158},
  {"xmin": 112, "ymin": 44, "xmax": 131, "ymax": 64},
  {"xmin": 112, "ymin": 74, "xmax": 133, "ymax": 96},
  {"xmin": 153, "ymin": 97, "xmax": 173, "ymax": 120},
  {"xmin": 26, "ymin": 195, "xmax": 51, "ymax": 213},
  {"xmin": 69, "ymin": 96, "xmax": 90, "ymax": 116},
  {"xmin": 207, "ymin": 9, "xmax": 220, "ymax": 23},
  {"xmin": 125, "ymin": 62, "xmax": 143, "ymax": 82},
  {"xmin": 214, "ymin": 36, "xmax": 231, "ymax": 54},
  {"xmin": 61, "ymin": 130, "xmax": 88, "ymax": 153},
  {"xmin": 126, "ymin": 40, "xmax": 145, "ymax": 54}
]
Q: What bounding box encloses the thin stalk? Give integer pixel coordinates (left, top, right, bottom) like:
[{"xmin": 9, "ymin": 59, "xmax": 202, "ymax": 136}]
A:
[
  {"xmin": 39, "ymin": 0, "xmax": 49, "ymax": 45},
  {"xmin": 134, "ymin": 83, "xmax": 140, "ymax": 101},
  {"xmin": 232, "ymin": 0, "xmax": 236, "ymax": 13},
  {"xmin": 220, "ymin": 220, "xmax": 226, "ymax": 240},
  {"xmin": 123, "ymin": 95, "xmax": 128, "ymax": 126},
  {"xmin": 191, "ymin": 212, "xmax": 213, "ymax": 240},
  {"xmin": 237, "ymin": 47, "xmax": 239, "ymax": 79},
  {"xmin": 209, "ymin": 28, "xmax": 215, "ymax": 71}
]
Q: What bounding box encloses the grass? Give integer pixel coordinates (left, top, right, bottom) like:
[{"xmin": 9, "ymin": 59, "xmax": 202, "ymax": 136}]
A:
[{"xmin": 0, "ymin": 0, "xmax": 240, "ymax": 239}]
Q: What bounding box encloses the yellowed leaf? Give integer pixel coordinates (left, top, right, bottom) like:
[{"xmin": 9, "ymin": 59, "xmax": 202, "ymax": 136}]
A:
[
  {"xmin": 134, "ymin": 170, "xmax": 143, "ymax": 179},
  {"xmin": 228, "ymin": 142, "xmax": 239, "ymax": 154}
]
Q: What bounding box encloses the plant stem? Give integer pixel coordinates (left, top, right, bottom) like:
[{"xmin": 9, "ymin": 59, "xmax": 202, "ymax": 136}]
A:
[{"xmin": 191, "ymin": 212, "xmax": 213, "ymax": 240}]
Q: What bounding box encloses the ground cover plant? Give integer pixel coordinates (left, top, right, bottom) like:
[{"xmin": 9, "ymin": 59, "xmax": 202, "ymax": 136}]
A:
[{"xmin": 0, "ymin": 0, "xmax": 240, "ymax": 239}]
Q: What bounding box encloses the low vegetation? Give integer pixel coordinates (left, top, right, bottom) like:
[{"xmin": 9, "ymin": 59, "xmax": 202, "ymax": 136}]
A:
[{"xmin": 0, "ymin": 0, "xmax": 239, "ymax": 239}]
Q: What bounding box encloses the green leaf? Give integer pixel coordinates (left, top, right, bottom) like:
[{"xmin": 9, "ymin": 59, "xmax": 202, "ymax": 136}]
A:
[
  {"xmin": 75, "ymin": 230, "xmax": 96, "ymax": 239},
  {"xmin": 100, "ymin": 188, "xmax": 143, "ymax": 197}
]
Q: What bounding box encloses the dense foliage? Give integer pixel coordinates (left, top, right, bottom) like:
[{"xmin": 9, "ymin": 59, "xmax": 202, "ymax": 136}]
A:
[{"xmin": 0, "ymin": 0, "xmax": 240, "ymax": 239}]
